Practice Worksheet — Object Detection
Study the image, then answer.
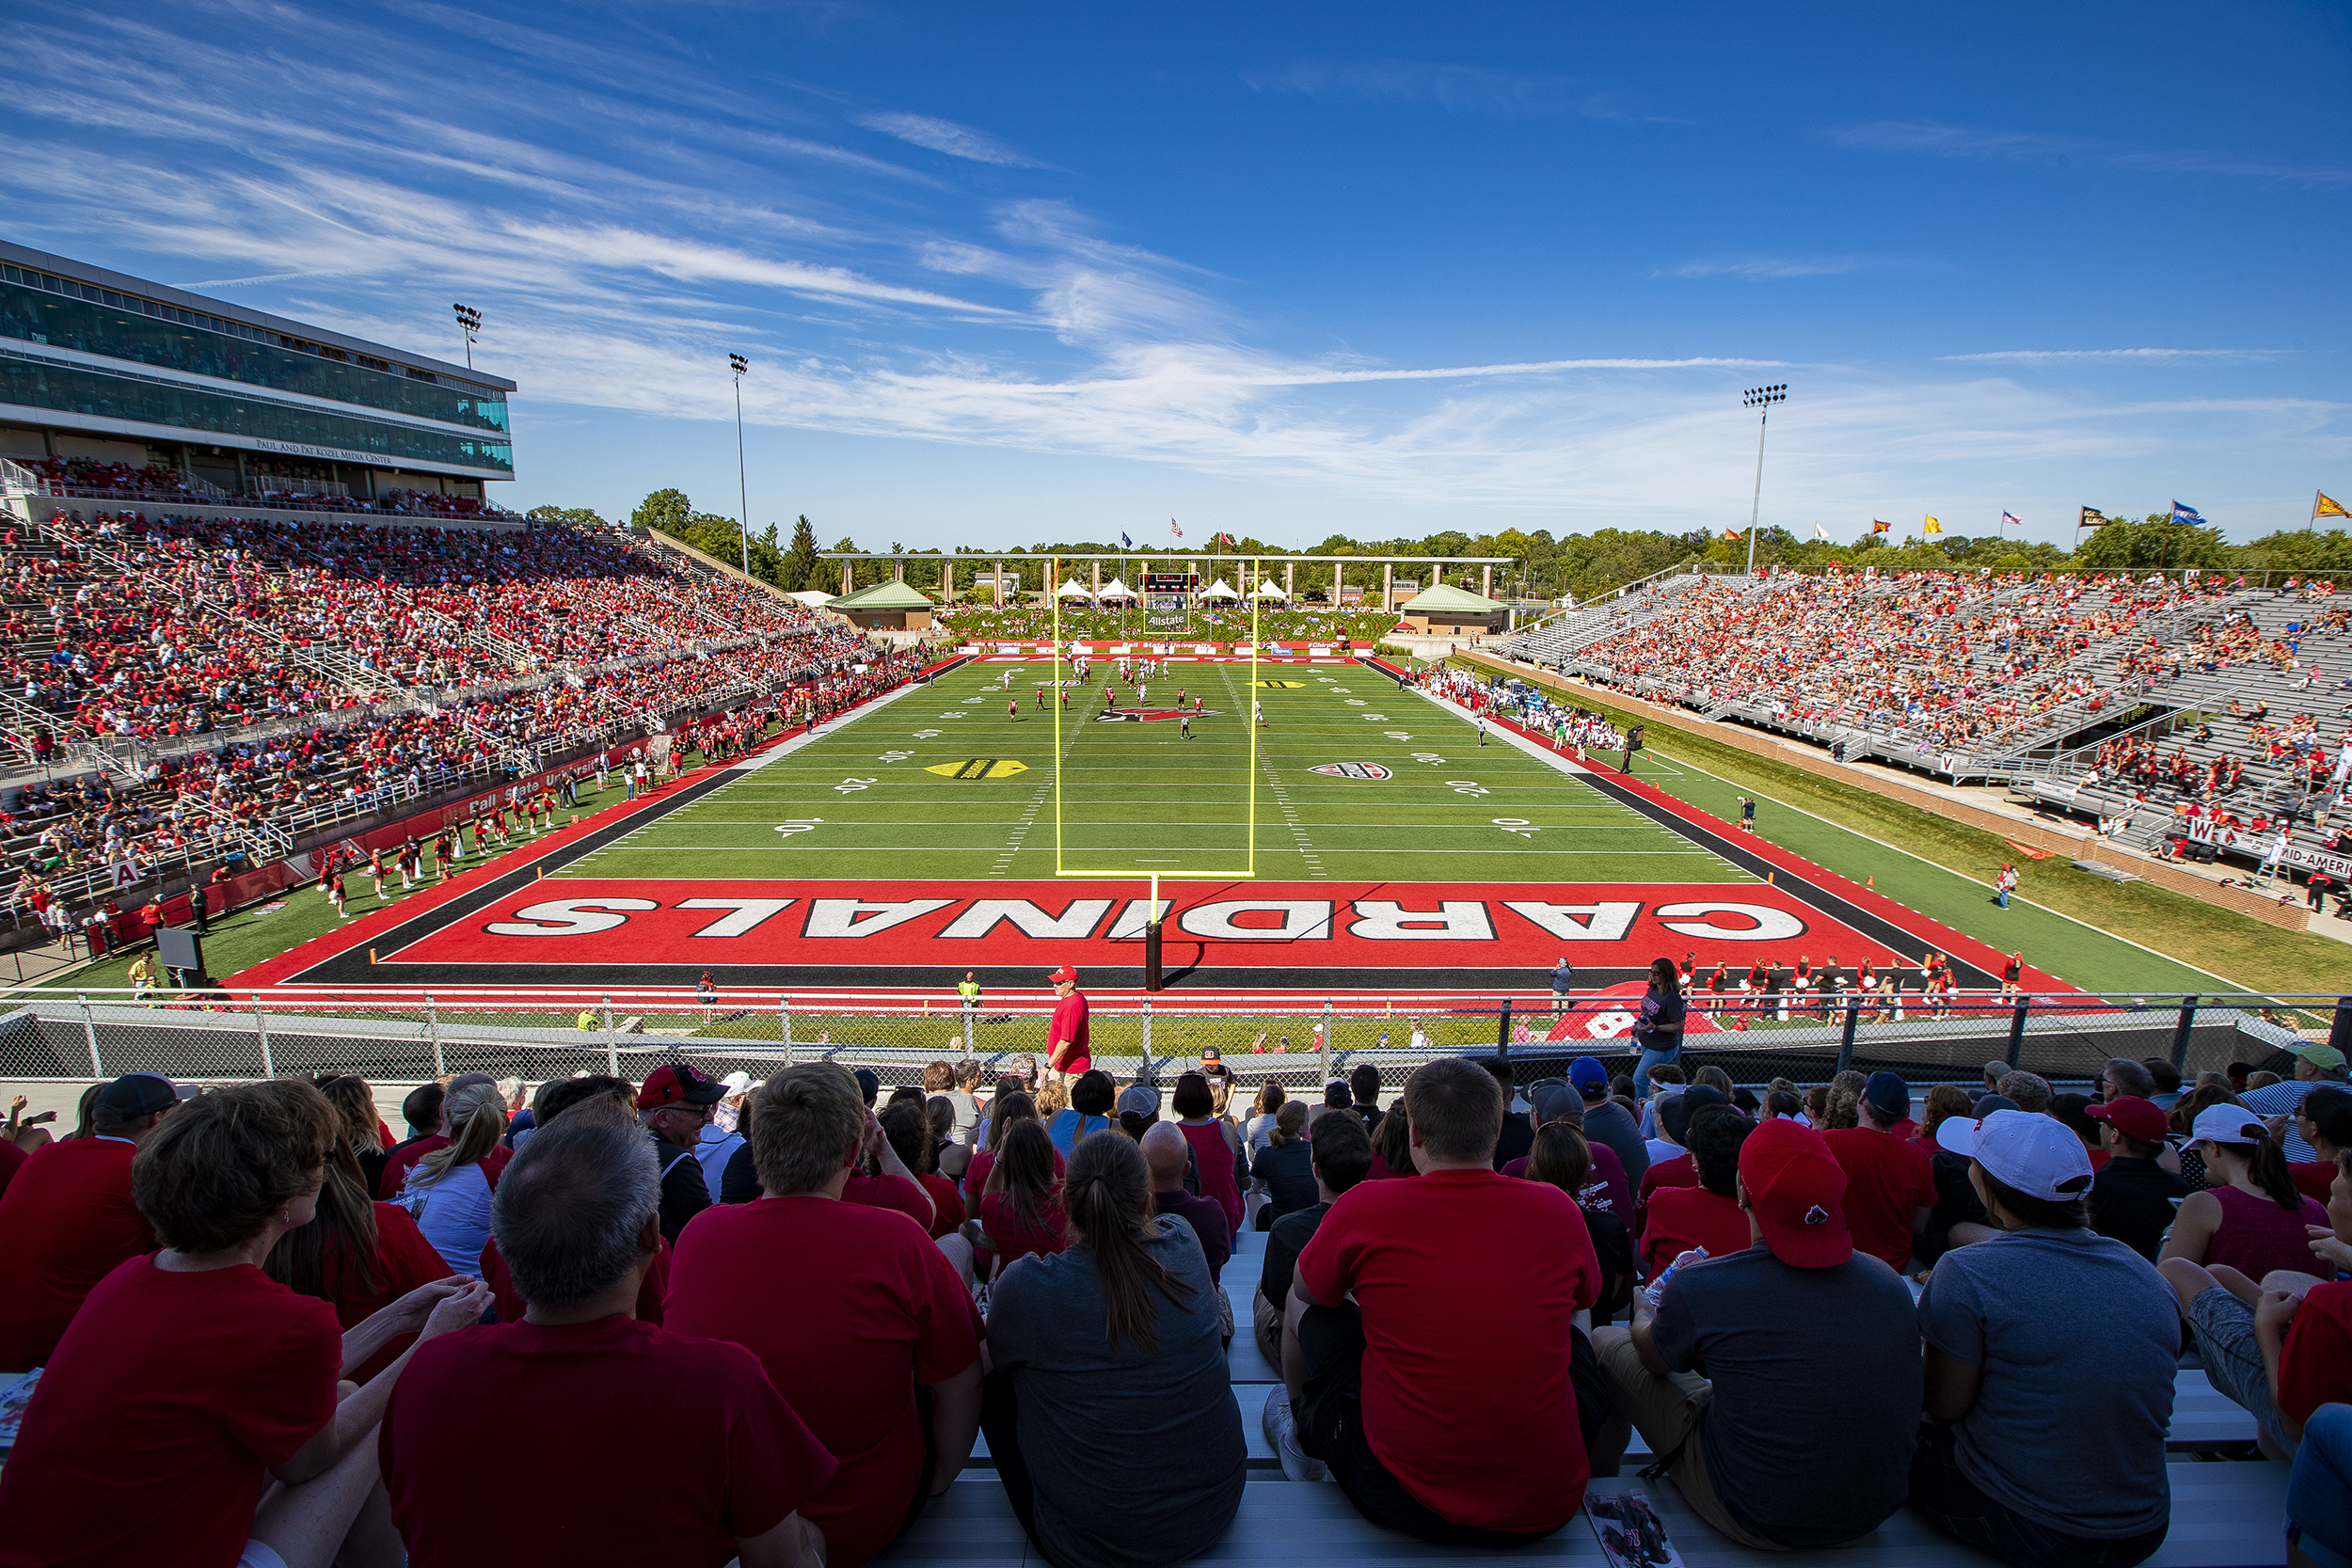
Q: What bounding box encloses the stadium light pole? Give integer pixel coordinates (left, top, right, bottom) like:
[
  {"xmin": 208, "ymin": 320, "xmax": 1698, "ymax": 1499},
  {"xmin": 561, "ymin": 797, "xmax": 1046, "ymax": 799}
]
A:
[
  {"xmin": 1741, "ymin": 384, "xmax": 1787, "ymax": 575},
  {"xmin": 452, "ymin": 303, "xmax": 481, "ymax": 371},
  {"xmin": 729, "ymin": 353, "xmax": 751, "ymax": 578}
]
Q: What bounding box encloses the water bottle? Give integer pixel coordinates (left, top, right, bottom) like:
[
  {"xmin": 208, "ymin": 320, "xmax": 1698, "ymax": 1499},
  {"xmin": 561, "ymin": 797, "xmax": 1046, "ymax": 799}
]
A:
[{"xmin": 1643, "ymin": 1246, "xmax": 1708, "ymax": 1309}]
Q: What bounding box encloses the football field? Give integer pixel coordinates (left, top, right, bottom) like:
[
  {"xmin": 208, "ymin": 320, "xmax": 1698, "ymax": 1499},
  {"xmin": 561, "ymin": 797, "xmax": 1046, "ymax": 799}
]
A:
[
  {"xmin": 241, "ymin": 655, "xmax": 2044, "ymax": 994},
  {"xmin": 560, "ymin": 657, "xmax": 1740, "ymax": 884}
]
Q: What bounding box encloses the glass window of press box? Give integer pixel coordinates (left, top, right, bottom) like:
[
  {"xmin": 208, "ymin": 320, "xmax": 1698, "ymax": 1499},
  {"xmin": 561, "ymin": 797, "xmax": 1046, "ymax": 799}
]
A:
[
  {"xmin": 0, "ymin": 267, "xmax": 507, "ymax": 436},
  {"xmin": 0, "ymin": 353, "xmax": 514, "ymax": 475}
]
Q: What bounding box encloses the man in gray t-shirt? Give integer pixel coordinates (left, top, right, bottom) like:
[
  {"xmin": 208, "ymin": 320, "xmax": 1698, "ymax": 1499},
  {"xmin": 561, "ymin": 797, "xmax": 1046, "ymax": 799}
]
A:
[
  {"xmin": 1592, "ymin": 1117, "xmax": 1918, "ymax": 1549},
  {"xmin": 1913, "ymin": 1108, "xmax": 2177, "ymax": 1553},
  {"xmin": 1570, "ymin": 1056, "xmax": 1647, "ymax": 1189}
]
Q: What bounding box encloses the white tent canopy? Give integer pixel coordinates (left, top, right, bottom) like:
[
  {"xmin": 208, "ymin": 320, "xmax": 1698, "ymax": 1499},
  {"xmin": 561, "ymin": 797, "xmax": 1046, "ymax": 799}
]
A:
[
  {"xmin": 1200, "ymin": 578, "xmax": 1240, "ymax": 601},
  {"xmin": 1057, "ymin": 578, "xmax": 1094, "ymax": 600},
  {"xmin": 1252, "ymin": 578, "xmax": 1288, "ymax": 599},
  {"xmin": 1097, "ymin": 577, "xmax": 1136, "ymax": 601},
  {"xmin": 787, "ymin": 590, "xmax": 834, "ymax": 609}
]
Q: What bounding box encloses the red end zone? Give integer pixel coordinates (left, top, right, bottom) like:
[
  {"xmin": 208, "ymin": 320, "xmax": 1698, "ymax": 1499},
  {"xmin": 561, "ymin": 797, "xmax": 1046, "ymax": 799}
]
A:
[{"xmin": 384, "ymin": 878, "xmax": 1929, "ymax": 973}]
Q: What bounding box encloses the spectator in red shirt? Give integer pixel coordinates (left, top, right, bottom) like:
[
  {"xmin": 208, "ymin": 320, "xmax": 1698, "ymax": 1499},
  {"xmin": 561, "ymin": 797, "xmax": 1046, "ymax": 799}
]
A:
[
  {"xmin": 477, "ymin": 1077, "xmax": 674, "ymax": 1326},
  {"xmin": 264, "ymin": 1125, "xmax": 457, "ymax": 1385},
  {"xmin": 375, "ymin": 1081, "xmax": 449, "ymax": 1199},
  {"xmin": 0, "ymin": 1072, "xmax": 177, "ymax": 1371},
  {"xmin": 1045, "ymin": 964, "xmax": 1090, "ymax": 1083},
  {"xmin": 0, "ymin": 1079, "xmax": 488, "ymax": 1568},
  {"xmin": 666, "ymin": 1063, "xmax": 984, "ymax": 1567},
  {"xmin": 1284, "ymin": 1057, "xmax": 1599, "ymax": 1544},
  {"xmin": 1821, "ymin": 1071, "xmax": 1935, "ymax": 1272},
  {"xmin": 1641, "ymin": 1103, "xmax": 1758, "ymax": 1278},
  {"xmin": 881, "ymin": 1101, "xmax": 964, "ymax": 1242},
  {"xmin": 1635, "ymin": 1085, "xmax": 1723, "ymax": 1227},
  {"xmin": 380, "ymin": 1107, "xmax": 833, "ymax": 1568},
  {"xmin": 981, "ymin": 1119, "xmax": 1069, "ymax": 1277}
]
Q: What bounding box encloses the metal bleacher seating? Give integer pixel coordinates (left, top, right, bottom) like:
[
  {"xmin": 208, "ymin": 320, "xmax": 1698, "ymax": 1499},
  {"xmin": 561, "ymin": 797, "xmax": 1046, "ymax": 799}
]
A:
[{"xmin": 875, "ymin": 1225, "xmax": 2293, "ymax": 1567}]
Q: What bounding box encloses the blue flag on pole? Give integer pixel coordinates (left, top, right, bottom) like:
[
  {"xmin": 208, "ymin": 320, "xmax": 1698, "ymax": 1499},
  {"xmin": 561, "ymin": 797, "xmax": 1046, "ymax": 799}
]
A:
[
  {"xmin": 2170, "ymin": 500, "xmax": 2206, "ymax": 525},
  {"xmin": 1120, "ymin": 531, "xmax": 1134, "ymax": 549}
]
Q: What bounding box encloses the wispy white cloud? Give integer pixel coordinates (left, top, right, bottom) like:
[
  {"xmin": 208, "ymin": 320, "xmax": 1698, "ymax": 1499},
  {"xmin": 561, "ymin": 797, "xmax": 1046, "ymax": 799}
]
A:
[
  {"xmin": 854, "ymin": 111, "xmax": 1049, "ymax": 167},
  {"xmin": 1822, "ymin": 119, "xmax": 2352, "ymax": 186},
  {"xmin": 0, "ymin": 0, "xmax": 2334, "ymax": 542},
  {"xmin": 1660, "ymin": 256, "xmax": 1899, "ymax": 280},
  {"xmin": 1939, "ymin": 348, "xmax": 2279, "ymax": 364},
  {"xmin": 1244, "ymin": 58, "xmax": 1681, "ymax": 121}
]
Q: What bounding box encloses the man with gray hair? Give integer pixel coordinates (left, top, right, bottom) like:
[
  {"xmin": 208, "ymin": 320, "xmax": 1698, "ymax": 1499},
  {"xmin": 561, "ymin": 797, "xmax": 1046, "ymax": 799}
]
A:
[
  {"xmin": 2101, "ymin": 1058, "xmax": 2157, "ymax": 1103},
  {"xmin": 380, "ymin": 1108, "xmax": 835, "ymax": 1568},
  {"xmin": 1996, "ymin": 1070, "xmax": 2053, "ymax": 1115},
  {"xmin": 669, "ymin": 1064, "xmax": 984, "ymax": 1565}
]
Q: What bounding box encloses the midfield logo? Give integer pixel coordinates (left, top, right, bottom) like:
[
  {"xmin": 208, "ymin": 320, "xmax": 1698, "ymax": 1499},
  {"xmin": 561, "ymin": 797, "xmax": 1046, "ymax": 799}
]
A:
[
  {"xmin": 1093, "ymin": 707, "xmax": 1214, "ymax": 722},
  {"xmin": 1310, "ymin": 762, "xmax": 1392, "ymax": 781}
]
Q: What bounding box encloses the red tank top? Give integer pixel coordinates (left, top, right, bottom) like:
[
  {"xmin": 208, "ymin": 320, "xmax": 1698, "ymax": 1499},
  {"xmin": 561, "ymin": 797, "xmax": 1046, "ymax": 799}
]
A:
[
  {"xmin": 2205, "ymin": 1183, "xmax": 2331, "ymax": 1281},
  {"xmin": 1179, "ymin": 1119, "xmax": 1244, "ymax": 1234}
]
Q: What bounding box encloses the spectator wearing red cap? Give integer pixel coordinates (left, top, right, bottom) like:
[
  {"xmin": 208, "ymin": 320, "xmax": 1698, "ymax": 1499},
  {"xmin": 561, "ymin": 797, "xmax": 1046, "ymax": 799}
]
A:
[
  {"xmin": 382, "ymin": 1107, "xmax": 834, "ymax": 1568},
  {"xmin": 1284, "ymin": 1057, "xmax": 1599, "ymax": 1544},
  {"xmin": 2159, "ymin": 1101, "xmax": 2328, "ymax": 1280},
  {"xmin": 1045, "ymin": 966, "xmax": 1090, "ymax": 1083},
  {"xmin": 2085, "ymin": 1096, "xmax": 2190, "ymax": 1261},
  {"xmin": 1820, "ymin": 1071, "xmax": 1934, "ymax": 1273},
  {"xmin": 667, "ymin": 1064, "xmax": 983, "ymax": 1567},
  {"xmin": 0, "ymin": 1072, "xmax": 177, "ymax": 1371},
  {"xmin": 636, "ymin": 1064, "xmax": 723, "ymax": 1243},
  {"xmin": 0, "ymin": 1080, "xmax": 491, "ymax": 1568},
  {"xmin": 1914, "ymin": 1110, "xmax": 2178, "ymax": 1565},
  {"xmin": 1593, "ymin": 1117, "xmax": 1921, "ymax": 1549}
]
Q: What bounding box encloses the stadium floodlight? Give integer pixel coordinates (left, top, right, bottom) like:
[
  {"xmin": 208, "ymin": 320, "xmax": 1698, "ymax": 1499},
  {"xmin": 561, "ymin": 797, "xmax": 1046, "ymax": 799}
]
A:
[
  {"xmin": 1740, "ymin": 384, "xmax": 1788, "ymax": 575},
  {"xmin": 452, "ymin": 303, "xmax": 482, "ymax": 370},
  {"xmin": 729, "ymin": 354, "xmax": 751, "ymax": 578}
]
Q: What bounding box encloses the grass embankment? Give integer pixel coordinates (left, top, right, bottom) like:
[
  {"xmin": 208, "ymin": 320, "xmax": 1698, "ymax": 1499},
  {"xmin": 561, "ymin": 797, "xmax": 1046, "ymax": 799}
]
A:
[{"xmin": 1464, "ymin": 665, "xmax": 2350, "ymax": 997}]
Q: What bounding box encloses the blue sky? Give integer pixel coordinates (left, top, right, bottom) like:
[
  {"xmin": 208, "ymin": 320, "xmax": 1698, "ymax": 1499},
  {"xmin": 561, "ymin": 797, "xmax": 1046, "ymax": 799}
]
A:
[{"xmin": 8, "ymin": 1, "xmax": 2347, "ymax": 549}]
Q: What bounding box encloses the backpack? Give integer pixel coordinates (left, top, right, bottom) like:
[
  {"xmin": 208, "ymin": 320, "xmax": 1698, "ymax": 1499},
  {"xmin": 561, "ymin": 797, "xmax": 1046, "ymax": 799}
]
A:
[{"xmin": 1581, "ymin": 1203, "xmax": 1637, "ymax": 1325}]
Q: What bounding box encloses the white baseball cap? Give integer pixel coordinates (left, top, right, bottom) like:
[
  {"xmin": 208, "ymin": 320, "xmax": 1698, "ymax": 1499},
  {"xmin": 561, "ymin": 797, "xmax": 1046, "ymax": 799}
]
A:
[
  {"xmin": 720, "ymin": 1070, "xmax": 754, "ymax": 1096},
  {"xmin": 1950, "ymin": 1109, "xmax": 2094, "ymax": 1201},
  {"xmin": 2188, "ymin": 1102, "xmax": 2267, "ymax": 1148}
]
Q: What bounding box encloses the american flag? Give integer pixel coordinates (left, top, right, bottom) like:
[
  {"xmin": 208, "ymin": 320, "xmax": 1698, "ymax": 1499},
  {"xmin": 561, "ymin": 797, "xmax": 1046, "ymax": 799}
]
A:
[
  {"xmin": 1169, "ymin": 519, "xmax": 1184, "ymax": 539},
  {"xmin": 2001, "ymin": 511, "xmax": 2022, "ymax": 529}
]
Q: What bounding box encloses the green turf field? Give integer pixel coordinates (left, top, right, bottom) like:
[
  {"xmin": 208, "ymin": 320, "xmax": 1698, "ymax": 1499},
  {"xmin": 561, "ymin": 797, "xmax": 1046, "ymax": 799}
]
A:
[{"xmin": 556, "ymin": 658, "xmax": 1749, "ymax": 885}]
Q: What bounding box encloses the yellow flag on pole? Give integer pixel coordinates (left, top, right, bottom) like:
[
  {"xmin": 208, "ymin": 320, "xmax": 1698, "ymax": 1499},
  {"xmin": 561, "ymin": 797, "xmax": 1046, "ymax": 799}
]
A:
[
  {"xmin": 2316, "ymin": 491, "xmax": 2350, "ymax": 523},
  {"xmin": 1923, "ymin": 515, "xmax": 1944, "ymax": 534}
]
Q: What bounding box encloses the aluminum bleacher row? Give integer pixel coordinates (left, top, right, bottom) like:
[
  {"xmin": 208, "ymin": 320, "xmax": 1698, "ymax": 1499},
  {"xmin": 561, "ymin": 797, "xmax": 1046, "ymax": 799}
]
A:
[{"xmin": 875, "ymin": 1226, "xmax": 2293, "ymax": 1568}]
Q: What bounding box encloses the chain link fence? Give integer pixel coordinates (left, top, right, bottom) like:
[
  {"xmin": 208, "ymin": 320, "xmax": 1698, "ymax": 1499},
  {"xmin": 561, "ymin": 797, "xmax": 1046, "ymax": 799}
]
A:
[{"xmin": 0, "ymin": 988, "xmax": 2337, "ymax": 1102}]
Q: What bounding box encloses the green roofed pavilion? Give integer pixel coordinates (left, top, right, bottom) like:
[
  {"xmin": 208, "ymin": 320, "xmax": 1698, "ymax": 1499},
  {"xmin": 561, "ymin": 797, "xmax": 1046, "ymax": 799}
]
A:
[
  {"xmin": 1394, "ymin": 582, "xmax": 1505, "ymax": 636},
  {"xmin": 828, "ymin": 578, "xmax": 936, "ymax": 629}
]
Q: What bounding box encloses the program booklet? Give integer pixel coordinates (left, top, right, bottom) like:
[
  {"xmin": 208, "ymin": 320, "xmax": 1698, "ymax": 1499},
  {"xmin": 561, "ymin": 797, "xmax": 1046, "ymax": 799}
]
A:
[{"xmin": 1585, "ymin": 1487, "xmax": 1685, "ymax": 1568}]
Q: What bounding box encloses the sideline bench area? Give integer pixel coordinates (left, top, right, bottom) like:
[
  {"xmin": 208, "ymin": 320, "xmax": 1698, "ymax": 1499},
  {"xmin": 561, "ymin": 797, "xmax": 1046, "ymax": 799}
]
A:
[{"xmin": 893, "ymin": 1226, "xmax": 2292, "ymax": 1567}]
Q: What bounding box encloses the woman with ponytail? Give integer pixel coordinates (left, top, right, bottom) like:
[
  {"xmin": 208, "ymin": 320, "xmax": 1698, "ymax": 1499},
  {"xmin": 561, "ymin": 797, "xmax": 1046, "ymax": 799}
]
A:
[
  {"xmin": 981, "ymin": 1131, "xmax": 1245, "ymax": 1567},
  {"xmin": 396, "ymin": 1081, "xmax": 509, "ymax": 1276},
  {"xmin": 2161, "ymin": 1101, "xmax": 2330, "ymax": 1280}
]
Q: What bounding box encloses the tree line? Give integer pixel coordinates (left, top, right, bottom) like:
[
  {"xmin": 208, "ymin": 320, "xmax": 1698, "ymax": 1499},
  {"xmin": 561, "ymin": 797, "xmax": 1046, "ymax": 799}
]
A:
[{"xmin": 520, "ymin": 493, "xmax": 2352, "ymax": 605}]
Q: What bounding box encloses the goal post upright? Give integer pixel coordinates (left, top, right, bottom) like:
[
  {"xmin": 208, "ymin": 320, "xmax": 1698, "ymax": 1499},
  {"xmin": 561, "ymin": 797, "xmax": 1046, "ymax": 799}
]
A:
[{"xmin": 1053, "ymin": 553, "xmax": 1255, "ymax": 942}]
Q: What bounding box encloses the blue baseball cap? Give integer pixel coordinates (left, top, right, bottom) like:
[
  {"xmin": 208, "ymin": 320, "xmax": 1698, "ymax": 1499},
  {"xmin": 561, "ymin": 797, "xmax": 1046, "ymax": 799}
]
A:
[{"xmin": 1569, "ymin": 1057, "xmax": 1609, "ymax": 1094}]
